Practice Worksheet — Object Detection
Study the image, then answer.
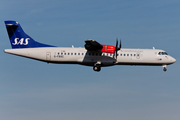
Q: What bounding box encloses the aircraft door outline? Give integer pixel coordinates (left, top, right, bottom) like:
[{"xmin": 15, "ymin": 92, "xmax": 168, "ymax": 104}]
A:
[{"xmin": 46, "ymin": 52, "xmax": 51, "ymax": 60}]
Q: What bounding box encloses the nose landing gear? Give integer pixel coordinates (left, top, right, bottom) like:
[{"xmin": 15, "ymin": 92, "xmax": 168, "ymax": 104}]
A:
[
  {"xmin": 163, "ymin": 65, "xmax": 167, "ymax": 72},
  {"xmin": 163, "ymin": 67, "xmax": 167, "ymax": 72}
]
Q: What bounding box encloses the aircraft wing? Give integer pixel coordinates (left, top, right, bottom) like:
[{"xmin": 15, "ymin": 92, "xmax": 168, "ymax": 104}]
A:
[
  {"xmin": 84, "ymin": 40, "xmax": 116, "ymax": 53},
  {"xmin": 84, "ymin": 40, "xmax": 103, "ymax": 51}
]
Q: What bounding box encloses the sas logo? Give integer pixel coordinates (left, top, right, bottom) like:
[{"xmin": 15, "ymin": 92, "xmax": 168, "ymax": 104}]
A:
[
  {"xmin": 12, "ymin": 38, "xmax": 30, "ymax": 45},
  {"xmin": 156, "ymin": 58, "xmax": 162, "ymax": 61}
]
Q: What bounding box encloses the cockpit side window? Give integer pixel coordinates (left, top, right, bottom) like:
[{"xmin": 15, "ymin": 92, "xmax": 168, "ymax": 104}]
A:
[
  {"xmin": 158, "ymin": 52, "xmax": 168, "ymax": 55},
  {"xmin": 164, "ymin": 52, "xmax": 168, "ymax": 55},
  {"xmin": 158, "ymin": 52, "xmax": 162, "ymax": 55}
]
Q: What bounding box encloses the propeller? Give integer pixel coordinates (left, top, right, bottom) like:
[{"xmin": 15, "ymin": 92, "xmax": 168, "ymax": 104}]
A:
[{"xmin": 114, "ymin": 38, "xmax": 121, "ymax": 60}]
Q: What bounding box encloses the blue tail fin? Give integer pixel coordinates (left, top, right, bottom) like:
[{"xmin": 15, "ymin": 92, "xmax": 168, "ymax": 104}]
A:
[{"xmin": 5, "ymin": 21, "xmax": 55, "ymax": 49}]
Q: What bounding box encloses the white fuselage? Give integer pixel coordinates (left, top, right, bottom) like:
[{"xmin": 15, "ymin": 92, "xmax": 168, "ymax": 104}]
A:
[{"xmin": 4, "ymin": 47, "xmax": 176, "ymax": 67}]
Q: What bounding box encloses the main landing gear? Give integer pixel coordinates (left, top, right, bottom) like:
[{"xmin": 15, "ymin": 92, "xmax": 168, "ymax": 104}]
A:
[
  {"xmin": 93, "ymin": 61, "xmax": 101, "ymax": 72},
  {"xmin": 163, "ymin": 65, "xmax": 167, "ymax": 72},
  {"xmin": 93, "ymin": 65, "xmax": 101, "ymax": 72}
]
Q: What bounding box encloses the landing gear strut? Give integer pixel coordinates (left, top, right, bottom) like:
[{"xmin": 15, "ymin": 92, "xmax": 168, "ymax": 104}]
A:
[
  {"xmin": 163, "ymin": 65, "xmax": 167, "ymax": 72},
  {"xmin": 93, "ymin": 61, "xmax": 101, "ymax": 72}
]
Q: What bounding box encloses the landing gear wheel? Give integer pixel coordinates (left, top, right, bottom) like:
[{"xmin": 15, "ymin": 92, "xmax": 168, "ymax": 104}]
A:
[
  {"xmin": 93, "ymin": 66, "xmax": 101, "ymax": 72},
  {"xmin": 163, "ymin": 67, "xmax": 167, "ymax": 72}
]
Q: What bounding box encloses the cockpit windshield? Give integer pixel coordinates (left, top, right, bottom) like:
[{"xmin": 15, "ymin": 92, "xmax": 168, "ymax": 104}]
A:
[{"xmin": 158, "ymin": 52, "xmax": 168, "ymax": 55}]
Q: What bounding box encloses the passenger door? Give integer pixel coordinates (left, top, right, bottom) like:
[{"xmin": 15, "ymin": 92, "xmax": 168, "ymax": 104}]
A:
[{"xmin": 46, "ymin": 52, "xmax": 51, "ymax": 60}]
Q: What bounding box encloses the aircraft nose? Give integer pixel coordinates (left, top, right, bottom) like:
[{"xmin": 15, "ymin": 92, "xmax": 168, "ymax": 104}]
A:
[{"xmin": 171, "ymin": 57, "xmax": 176, "ymax": 63}]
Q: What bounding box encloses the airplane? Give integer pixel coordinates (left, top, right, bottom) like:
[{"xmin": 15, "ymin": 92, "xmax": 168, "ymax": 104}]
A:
[{"xmin": 4, "ymin": 20, "xmax": 176, "ymax": 72}]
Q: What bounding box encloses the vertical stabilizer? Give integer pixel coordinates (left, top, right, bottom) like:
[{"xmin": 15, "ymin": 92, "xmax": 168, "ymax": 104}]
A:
[{"xmin": 5, "ymin": 21, "xmax": 55, "ymax": 49}]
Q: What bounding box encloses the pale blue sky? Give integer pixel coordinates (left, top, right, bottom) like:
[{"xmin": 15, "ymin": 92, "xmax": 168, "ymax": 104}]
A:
[{"xmin": 0, "ymin": 0, "xmax": 180, "ymax": 120}]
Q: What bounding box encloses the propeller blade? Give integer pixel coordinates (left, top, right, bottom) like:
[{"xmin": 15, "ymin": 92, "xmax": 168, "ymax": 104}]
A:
[
  {"xmin": 116, "ymin": 38, "xmax": 118, "ymax": 49},
  {"xmin": 119, "ymin": 39, "xmax": 121, "ymax": 50},
  {"xmin": 115, "ymin": 38, "xmax": 118, "ymax": 60},
  {"xmin": 115, "ymin": 38, "xmax": 122, "ymax": 61}
]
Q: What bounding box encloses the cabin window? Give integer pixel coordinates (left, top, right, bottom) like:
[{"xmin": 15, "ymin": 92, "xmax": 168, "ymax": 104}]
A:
[
  {"xmin": 124, "ymin": 54, "xmax": 126, "ymax": 56},
  {"xmin": 64, "ymin": 53, "xmax": 66, "ymax": 55},
  {"xmin": 134, "ymin": 54, "xmax": 136, "ymax": 56},
  {"xmin": 127, "ymin": 54, "xmax": 129, "ymax": 56},
  {"xmin": 71, "ymin": 53, "xmax": 73, "ymax": 55},
  {"xmin": 78, "ymin": 53, "xmax": 80, "ymax": 55},
  {"xmin": 82, "ymin": 53, "xmax": 84, "ymax": 55},
  {"xmin": 131, "ymin": 54, "xmax": 132, "ymax": 56},
  {"xmin": 61, "ymin": 53, "xmax": 63, "ymax": 55},
  {"xmin": 74, "ymin": 53, "xmax": 76, "ymax": 55},
  {"xmin": 89, "ymin": 53, "xmax": 91, "ymax": 56},
  {"xmin": 68, "ymin": 53, "xmax": 70, "ymax": 55}
]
